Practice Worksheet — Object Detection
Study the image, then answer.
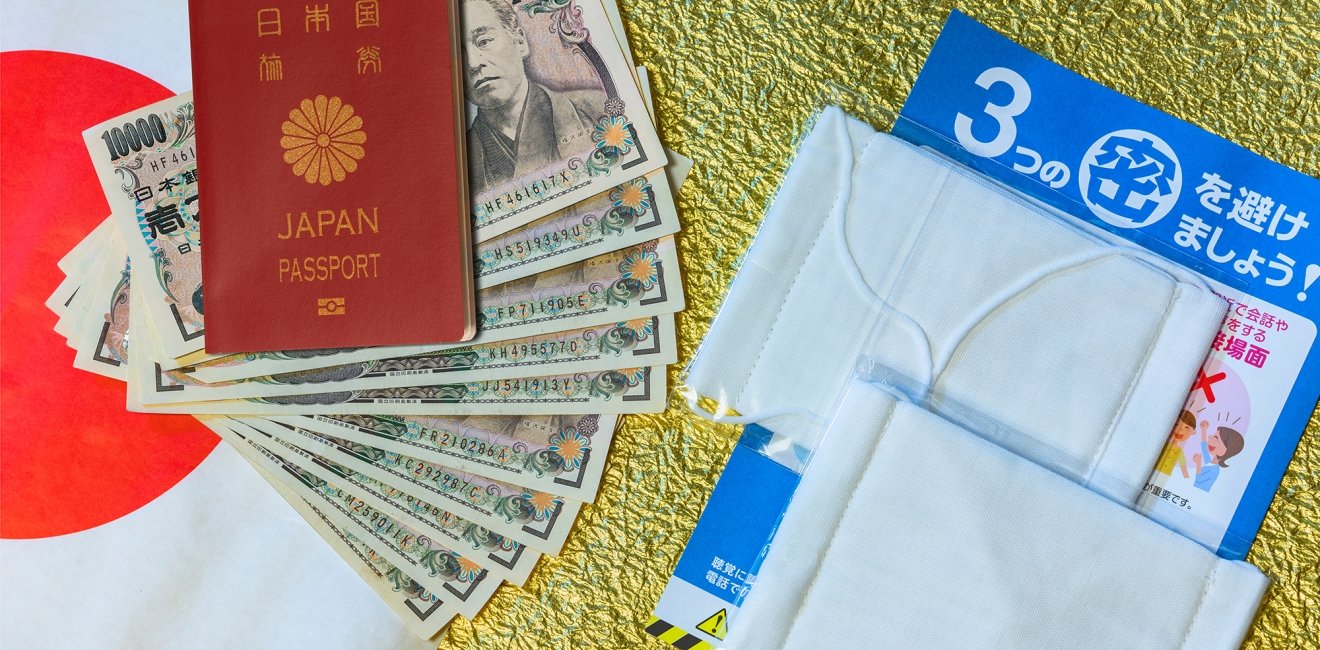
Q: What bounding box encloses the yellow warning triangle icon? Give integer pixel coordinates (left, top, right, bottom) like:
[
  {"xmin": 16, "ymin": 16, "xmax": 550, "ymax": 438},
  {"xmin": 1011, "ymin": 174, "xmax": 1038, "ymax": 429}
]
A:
[{"xmin": 697, "ymin": 608, "xmax": 728, "ymax": 640}]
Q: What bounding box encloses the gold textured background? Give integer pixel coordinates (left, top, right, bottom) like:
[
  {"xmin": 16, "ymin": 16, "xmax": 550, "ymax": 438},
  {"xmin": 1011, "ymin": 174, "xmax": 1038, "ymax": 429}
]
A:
[{"xmin": 440, "ymin": 1, "xmax": 1320, "ymax": 648}]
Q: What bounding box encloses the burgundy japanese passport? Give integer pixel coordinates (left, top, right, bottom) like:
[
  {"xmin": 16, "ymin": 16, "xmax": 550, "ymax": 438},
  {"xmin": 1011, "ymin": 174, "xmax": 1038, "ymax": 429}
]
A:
[{"xmin": 190, "ymin": 0, "xmax": 473, "ymax": 353}]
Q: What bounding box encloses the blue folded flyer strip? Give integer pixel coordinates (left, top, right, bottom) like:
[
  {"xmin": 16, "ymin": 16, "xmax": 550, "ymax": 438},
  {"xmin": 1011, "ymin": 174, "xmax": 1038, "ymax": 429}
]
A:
[
  {"xmin": 649, "ymin": 425, "xmax": 801, "ymax": 648},
  {"xmin": 894, "ymin": 10, "xmax": 1318, "ymax": 559}
]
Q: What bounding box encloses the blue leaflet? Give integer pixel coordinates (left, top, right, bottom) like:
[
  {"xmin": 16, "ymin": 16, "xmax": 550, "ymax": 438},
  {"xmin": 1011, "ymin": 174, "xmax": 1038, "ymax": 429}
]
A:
[{"xmin": 894, "ymin": 10, "xmax": 1319, "ymax": 559}]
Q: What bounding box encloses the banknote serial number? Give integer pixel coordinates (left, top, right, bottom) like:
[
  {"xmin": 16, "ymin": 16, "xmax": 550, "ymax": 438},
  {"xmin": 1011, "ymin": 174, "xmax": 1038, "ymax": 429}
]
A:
[
  {"xmin": 483, "ymin": 377, "xmax": 579, "ymax": 393},
  {"xmin": 424, "ymin": 429, "xmax": 516, "ymax": 464},
  {"xmin": 475, "ymin": 170, "xmax": 577, "ymax": 223},
  {"xmin": 487, "ymin": 295, "xmax": 594, "ymax": 320},
  {"xmin": 402, "ymin": 460, "xmax": 491, "ymax": 502},
  {"xmin": 487, "ymin": 339, "xmax": 585, "ymax": 360},
  {"xmin": 485, "ymin": 225, "xmax": 588, "ymax": 262}
]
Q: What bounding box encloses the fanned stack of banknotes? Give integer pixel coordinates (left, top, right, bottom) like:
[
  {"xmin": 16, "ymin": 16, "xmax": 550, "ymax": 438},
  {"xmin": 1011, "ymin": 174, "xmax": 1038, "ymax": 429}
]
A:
[{"xmin": 46, "ymin": 0, "xmax": 687, "ymax": 640}]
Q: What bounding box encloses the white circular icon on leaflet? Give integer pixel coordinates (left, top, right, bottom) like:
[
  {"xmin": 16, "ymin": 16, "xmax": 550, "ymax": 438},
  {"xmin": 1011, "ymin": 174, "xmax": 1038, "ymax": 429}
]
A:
[{"xmin": 1078, "ymin": 129, "xmax": 1182, "ymax": 229}]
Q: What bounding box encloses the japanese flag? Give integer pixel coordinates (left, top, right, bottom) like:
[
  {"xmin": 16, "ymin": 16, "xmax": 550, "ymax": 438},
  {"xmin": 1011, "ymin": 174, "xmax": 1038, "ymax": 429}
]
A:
[{"xmin": 0, "ymin": 2, "xmax": 426, "ymax": 648}]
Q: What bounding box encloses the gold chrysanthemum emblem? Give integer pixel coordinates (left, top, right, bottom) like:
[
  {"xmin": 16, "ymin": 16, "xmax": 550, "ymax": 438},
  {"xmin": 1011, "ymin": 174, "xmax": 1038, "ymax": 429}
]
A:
[
  {"xmin": 616, "ymin": 183, "xmax": 645, "ymax": 209},
  {"xmin": 280, "ymin": 95, "xmax": 366, "ymax": 185}
]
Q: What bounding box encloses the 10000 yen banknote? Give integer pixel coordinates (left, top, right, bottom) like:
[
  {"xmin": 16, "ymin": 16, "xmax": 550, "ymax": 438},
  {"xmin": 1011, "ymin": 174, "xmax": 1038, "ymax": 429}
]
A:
[
  {"xmin": 129, "ymin": 288, "xmax": 665, "ymax": 415},
  {"xmin": 475, "ymin": 171, "xmax": 679, "ymax": 288},
  {"xmin": 158, "ymin": 217, "xmax": 687, "ymax": 374},
  {"xmin": 132, "ymin": 361, "xmax": 665, "ymax": 415},
  {"xmin": 46, "ymin": 217, "xmax": 112, "ymax": 330},
  {"xmin": 463, "ymin": 0, "xmax": 665, "ymax": 241},
  {"xmin": 138, "ymin": 314, "xmax": 674, "ymax": 405},
  {"xmin": 254, "ymin": 462, "xmax": 459, "ymax": 640},
  {"xmin": 72, "ymin": 242, "xmax": 131, "ymax": 381},
  {"xmin": 51, "ymin": 275, "xmax": 87, "ymax": 342},
  {"xmin": 59, "ymin": 227, "xmax": 119, "ymax": 348},
  {"xmin": 238, "ymin": 417, "xmax": 580, "ymax": 556},
  {"xmin": 271, "ymin": 413, "xmax": 616, "ymax": 502},
  {"xmin": 83, "ymin": 92, "xmax": 204, "ymax": 359},
  {"xmin": 189, "ymin": 237, "xmax": 683, "ymax": 383},
  {"xmin": 56, "ymin": 256, "xmax": 101, "ymax": 345},
  {"xmin": 207, "ymin": 419, "xmax": 503, "ymax": 620},
  {"xmin": 127, "ymin": 284, "xmax": 648, "ymax": 415},
  {"xmin": 238, "ymin": 420, "xmax": 541, "ymax": 585}
]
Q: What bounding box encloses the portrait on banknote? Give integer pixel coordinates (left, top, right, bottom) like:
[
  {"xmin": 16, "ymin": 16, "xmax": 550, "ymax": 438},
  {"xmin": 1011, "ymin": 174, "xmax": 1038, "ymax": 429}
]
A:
[
  {"xmin": 459, "ymin": 0, "xmax": 665, "ymax": 241},
  {"xmin": 463, "ymin": 0, "xmax": 606, "ymax": 194}
]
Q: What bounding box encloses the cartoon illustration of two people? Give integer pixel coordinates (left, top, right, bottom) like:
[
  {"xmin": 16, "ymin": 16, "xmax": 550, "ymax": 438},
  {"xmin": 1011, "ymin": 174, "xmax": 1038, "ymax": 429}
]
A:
[{"xmin": 1154, "ymin": 410, "xmax": 1245, "ymax": 491}]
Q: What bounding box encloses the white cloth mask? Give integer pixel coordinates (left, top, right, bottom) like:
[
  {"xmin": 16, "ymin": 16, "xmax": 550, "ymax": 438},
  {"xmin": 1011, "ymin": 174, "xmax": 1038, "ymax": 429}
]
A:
[
  {"xmin": 685, "ymin": 107, "xmax": 1226, "ymax": 504},
  {"xmin": 725, "ymin": 380, "xmax": 1267, "ymax": 650}
]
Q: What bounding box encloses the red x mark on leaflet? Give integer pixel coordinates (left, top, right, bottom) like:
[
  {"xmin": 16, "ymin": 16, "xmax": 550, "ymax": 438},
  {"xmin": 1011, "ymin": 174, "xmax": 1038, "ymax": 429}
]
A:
[{"xmin": 1192, "ymin": 368, "xmax": 1228, "ymax": 403}]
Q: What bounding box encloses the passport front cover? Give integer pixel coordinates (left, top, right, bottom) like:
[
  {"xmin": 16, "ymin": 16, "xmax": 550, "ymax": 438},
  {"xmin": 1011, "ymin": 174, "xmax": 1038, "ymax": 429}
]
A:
[{"xmin": 190, "ymin": 0, "xmax": 473, "ymax": 353}]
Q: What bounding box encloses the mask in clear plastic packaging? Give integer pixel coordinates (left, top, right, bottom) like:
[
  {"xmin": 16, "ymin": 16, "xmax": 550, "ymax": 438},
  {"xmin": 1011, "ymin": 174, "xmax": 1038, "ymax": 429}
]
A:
[
  {"xmin": 684, "ymin": 107, "xmax": 1226, "ymax": 505},
  {"xmin": 725, "ymin": 379, "xmax": 1267, "ymax": 650}
]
